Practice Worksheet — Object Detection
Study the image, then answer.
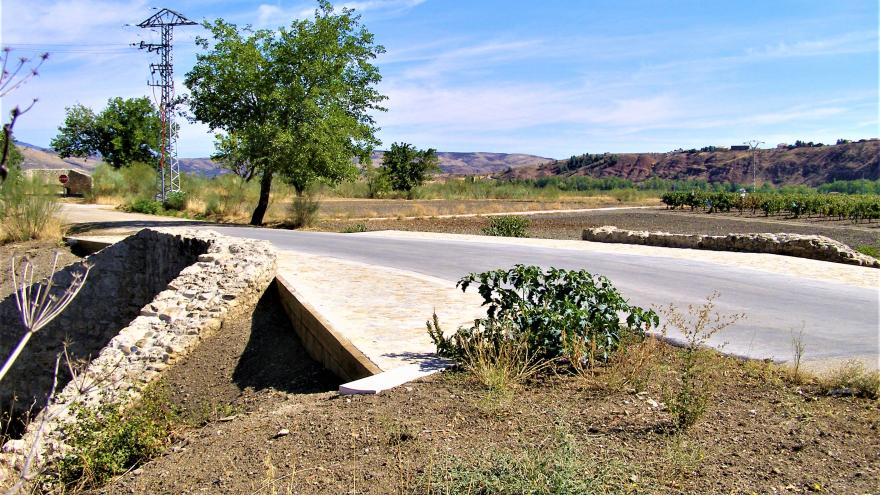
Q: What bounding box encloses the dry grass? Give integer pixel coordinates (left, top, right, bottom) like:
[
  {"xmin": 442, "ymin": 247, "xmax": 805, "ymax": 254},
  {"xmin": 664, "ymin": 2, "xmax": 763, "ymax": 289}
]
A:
[
  {"xmin": 461, "ymin": 333, "xmax": 550, "ymax": 396},
  {"xmin": 819, "ymin": 360, "xmax": 879, "ymax": 399}
]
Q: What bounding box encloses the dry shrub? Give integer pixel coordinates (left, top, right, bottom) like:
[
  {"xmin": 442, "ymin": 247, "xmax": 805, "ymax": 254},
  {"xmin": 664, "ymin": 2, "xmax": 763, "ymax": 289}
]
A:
[
  {"xmin": 603, "ymin": 333, "xmax": 667, "ymax": 393},
  {"xmin": 0, "ymin": 173, "xmax": 63, "ymax": 243},
  {"xmin": 819, "ymin": 360, "xmax": 879, "ymax": 399},
  {"xmin": 659, "ymin": 292, "xmax": 744, "ymax": 430}
]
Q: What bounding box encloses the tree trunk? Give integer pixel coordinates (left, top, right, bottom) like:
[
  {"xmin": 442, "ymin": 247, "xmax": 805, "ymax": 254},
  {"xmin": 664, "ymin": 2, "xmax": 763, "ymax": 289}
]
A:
[{"xmin": 250, "ymin": 168, "xmax": 274, "ymax": 225}]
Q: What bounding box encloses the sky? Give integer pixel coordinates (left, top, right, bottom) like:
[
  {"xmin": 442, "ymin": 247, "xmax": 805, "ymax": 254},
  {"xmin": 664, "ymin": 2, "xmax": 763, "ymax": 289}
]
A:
[{"xmin": 0, "ymin": 0, "xmax": 877, "ymax": 159}]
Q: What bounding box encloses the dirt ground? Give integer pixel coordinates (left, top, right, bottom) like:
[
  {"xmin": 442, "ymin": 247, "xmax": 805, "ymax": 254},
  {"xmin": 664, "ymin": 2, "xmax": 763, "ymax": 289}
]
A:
[
  {"xmin": 317, "ymin": 208, "xmax": 880, "ymax": 251},
  {"xmin": 87, "ymin": 288, "xmax": 879, "ymax": 495},
  {"xmin": 314, "ymin": 197, "xmax": 649, "ymax": 220},
  {"xmin": 0, "ymin": 240, "xmax": 81, "ymax": 300}
]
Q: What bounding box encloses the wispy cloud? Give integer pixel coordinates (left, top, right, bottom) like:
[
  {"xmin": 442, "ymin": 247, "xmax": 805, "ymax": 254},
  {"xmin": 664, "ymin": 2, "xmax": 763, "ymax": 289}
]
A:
[
  {"xmin": 252, "ymin": 0, "xmax": 425, "ymax": 27},
  {"xmin": 2, "ymin": 0, "xmax": 148, "ymax": 44}
]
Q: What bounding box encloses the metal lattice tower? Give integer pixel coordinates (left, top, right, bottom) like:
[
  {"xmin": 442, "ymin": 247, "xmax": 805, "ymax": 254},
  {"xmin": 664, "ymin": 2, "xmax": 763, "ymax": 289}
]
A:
[
  {"xmin": 136, "ymin": 8, "xmax": 196, "ymax": 201},
  {"xmin": 744, "ymin": 139, "xmax": 765, "ymax": 191}
]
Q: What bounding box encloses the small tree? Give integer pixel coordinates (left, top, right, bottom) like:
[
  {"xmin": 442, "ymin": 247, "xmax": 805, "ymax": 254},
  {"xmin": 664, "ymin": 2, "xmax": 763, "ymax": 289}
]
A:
[
  {"xmin": 381, "ymin": 142, "xmax": 439, "ymax": 193},
  {"xmin": 185, "ymin": 2, "xmax": 387, "ymax": 225},
  {"xmin": 50, "ymin": 97, "xmax": 160, "ymax": 168}
]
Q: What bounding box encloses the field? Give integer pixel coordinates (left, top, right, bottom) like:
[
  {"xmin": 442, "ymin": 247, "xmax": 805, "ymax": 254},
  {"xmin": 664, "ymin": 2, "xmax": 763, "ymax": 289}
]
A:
[
  {"xmin": 90, "ymin": 290, "xmax": 879, "ymax": 495},
  {"xmin": 316, "ymin": 207, "xmax": 880, "ymax": 254}
]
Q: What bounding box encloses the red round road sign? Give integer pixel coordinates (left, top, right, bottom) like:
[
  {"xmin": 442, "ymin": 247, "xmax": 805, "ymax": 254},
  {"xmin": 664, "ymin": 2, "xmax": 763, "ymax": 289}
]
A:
[{"xmin": 59, "ymin": 174, "xmax": 69, "ymax": 184}]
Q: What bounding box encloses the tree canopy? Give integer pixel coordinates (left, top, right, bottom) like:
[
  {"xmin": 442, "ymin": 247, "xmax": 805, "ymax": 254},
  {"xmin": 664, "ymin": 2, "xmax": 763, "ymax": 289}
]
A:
[
  {"xmin": 50, "ymin": 97, "xmax": 160, "ymax": 168},
  {"xmin": 381, "ymin": 142, "xmax": 439, "ymax": 192},
  {"xmin": 185, "ymin": 1, "xmax": 387, "ymax": 225}
]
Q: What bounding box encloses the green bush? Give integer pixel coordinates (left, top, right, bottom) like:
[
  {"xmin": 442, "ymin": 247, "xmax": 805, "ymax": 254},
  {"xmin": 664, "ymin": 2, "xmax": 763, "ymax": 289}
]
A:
[
  {"xmin": 856, "ymin": 245, "xmax": 880, "ymax": 259},
  {"xmin": 429, "ymin": 265, "xmax": 658, "ymax": 364},
  {"xmin": 126, "ymin": 198, "xmax": 163, "ymax": 215},
  {"xmin": 341, "ymin": 222, "xmax": 367, "ymax": 233},
  {"xmin": 51, "ymin": 384, "xmax": 180, "ymax": 490},
  {"xmin": 482, "ymin": 215, "xmax": 530, "ymax": 237},
  {"xmin": 0, "ymin": 171, "xmax": 61, "ymax": 242},
  {"xmin": 289, "ymin": 193, "xmax": 320, "ymax": 228},
  {"xmin": 162, "ymin": 191, "xmax": 188, "ymax": 211}
]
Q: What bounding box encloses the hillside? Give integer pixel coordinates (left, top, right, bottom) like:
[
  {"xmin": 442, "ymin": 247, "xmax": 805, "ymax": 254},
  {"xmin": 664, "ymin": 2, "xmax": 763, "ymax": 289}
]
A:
[
  {"xmin": 369, "ymin": 150, "xmax": 552, "ymax": 175},
  {"xmin": 503, "ymin": 140, "xmax": 880, "ymax": 186},
  {"xmin": 15, "ymin": 142, "xmax": 551, "ymax": 177}
]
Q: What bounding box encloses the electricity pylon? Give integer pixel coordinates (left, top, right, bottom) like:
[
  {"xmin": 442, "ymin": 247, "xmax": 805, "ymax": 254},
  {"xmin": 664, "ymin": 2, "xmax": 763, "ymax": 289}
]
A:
[
  {"xmin": 744, "ymin": 139, "xmax": 764, "ymax": 191},
  {"xmin": 136, "ymin": 8, "xmax": 196, "ymax": 201}
]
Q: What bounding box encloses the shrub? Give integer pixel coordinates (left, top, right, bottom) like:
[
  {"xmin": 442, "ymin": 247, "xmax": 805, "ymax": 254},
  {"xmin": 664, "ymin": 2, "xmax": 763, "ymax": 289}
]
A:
[
  {"xmin": 429, "ymin": 265, "xmax": 658, "ymax": 365},
  {"xmin": 126, "ymin": 198, "xmax": 163, "ymax": 215},
  {"xmin": 162, "ymin": 191, "xmax": 188, "ymax": 211},
  {"xmin": 341, "ymin": 222, "xmax": 367, "ymax": 233},
  {"xmin": 856, "ymin": 245, "xmax": 880, "ymax": 259},
  {"xmin": 0, "ymin": 171, "xmax": 62, "ymax": 242},
  {"xmin": 659, "ymin": 292, "xmax": 743, "ymax": 430},
  {"xmin": 50, "ymin": 384, "xmax": 180, "ymax": 490},
  {"xmin": 482, "ymin": 215, "xmax": 530, "ymax": 237},
  {"xmin": 289, "ymin": 193, "xmax": 320, "ymax": 228},
  {"xmin": 820, "ymin": 361, "xmax": 879, "ymax": 399},
  {"xmin": 427, "ymin": 313, "xmax": 547, "ymax": 395}
]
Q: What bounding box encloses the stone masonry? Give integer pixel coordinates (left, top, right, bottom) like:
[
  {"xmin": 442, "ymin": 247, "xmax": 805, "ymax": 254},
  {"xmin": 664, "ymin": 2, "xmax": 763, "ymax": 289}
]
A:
[
  {"xmin": 0, "ymin": 228, "xmax": 277, "ymax": 486},
  {"xmin": 582, "ymin": 226, "xmax": 880, "ymax": 268}
]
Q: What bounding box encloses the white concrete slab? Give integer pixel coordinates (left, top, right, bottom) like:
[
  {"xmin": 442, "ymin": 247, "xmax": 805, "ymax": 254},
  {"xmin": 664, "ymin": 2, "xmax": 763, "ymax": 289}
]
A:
[{"xmin": 339, "ymin": 360, "xmax": 450, "ymax": 395}]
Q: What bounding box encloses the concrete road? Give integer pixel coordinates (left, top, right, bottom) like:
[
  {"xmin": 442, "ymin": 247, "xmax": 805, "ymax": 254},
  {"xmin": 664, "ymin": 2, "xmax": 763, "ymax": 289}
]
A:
[
  {"xmin": 207, "ymin": 227, "xmax": 879, "ymax": 368},
  {"xmin": 61, "ymin": 204, "xmax": 880, "ymax": 369}
]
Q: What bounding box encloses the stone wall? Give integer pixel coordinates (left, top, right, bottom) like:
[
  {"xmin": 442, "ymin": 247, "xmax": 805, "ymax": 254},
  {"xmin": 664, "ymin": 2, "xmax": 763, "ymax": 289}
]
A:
[
  {"xmin": 582, "ymin": 226, "xmax": 880, "ymax": 268},
  {"xmin": 0, "ymin": 228, "xmax": 277, "ymax": 485}
]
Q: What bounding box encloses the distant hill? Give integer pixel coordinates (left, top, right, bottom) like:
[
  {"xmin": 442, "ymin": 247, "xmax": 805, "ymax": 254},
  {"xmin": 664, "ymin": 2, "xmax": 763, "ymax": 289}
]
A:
[
  {"xmin": 14, "ymin": 141, "xmax": 552, "ymax": 177},
  {"xmin": 503, "ymin": 140, "xmax": 880, "ymax": 186}
]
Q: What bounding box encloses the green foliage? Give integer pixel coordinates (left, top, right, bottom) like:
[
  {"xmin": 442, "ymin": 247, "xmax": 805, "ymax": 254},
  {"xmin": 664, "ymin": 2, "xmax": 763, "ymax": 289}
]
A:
[
  {"xmin": 89, "ymin": 162, "xmax": 158, "ymax": 202},
  {"xmin": 0, "ymin": 133, "xmax": 24, "ymax": 169},
  {"xmin": 362, "ymin": 159, "xmax": 390, "ymax": 198},
  {"xmin": 51, "ymin": 97, "xmax": 160, "ymax": 168},
  {"xmin": 429, "ymin": 265, "xmax": 658, "ymax": 364},
  {"xmin": 855, "ymin": 245, "xmax": 880, "ymax": 259},
  {"xmin": 289, "ymin": 193, "xmax": 320, "ymax": 228},
  {"xmin": 341, "ymin": 222, "xmax": 367, "ymax": 233},
  {"xmin": 381, "ymin": 142, "xmax": 440, "ymax": 193},
  {"xmin": 482, "ymin": 215, "xmax": 530, "ymax": 237},
  {"xmin": 818, "ymin": 179, "xmax": 880, "ymax": 194},
  {"xmin": 417, "ymin": 428, "xmax": 637, "ymax": 495},
  {"xmin": 659, "ymin": 293, "xmax": 743, "ymax": 431},
  {"xmin": 661, "ymin": 190, "xmax": 880, "ymax": 222},
  {"xmin": 126, "ymin": 198, "xmax": 163, "ymax": 215},
  {"xmin": 819, "ymin": 361, "xmax": 879, "ymax": 400},
  {"xmin": 162, "ymin": 191, "xmax": 188, "ymax": 211},
  {"xmin": 51, "ymin": 384, "xmax": 180, "ymax": 490},
  {"xmin": 185, "ymin": 1, "xmax": 386, "ymax": 224},
  {"xmin": 0, "ymin": 169, "xmax": 60, "ymax": 242}
]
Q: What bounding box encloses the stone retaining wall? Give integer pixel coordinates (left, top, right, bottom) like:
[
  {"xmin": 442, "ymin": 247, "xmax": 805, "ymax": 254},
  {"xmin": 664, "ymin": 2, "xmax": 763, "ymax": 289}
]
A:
[
  {"xmin": 0, "ymin": 228, "xmax": 277, "ymax": 485},
  {"xmin": 582, "ymin": 226, "xmax": 880, "ymax": 268}
]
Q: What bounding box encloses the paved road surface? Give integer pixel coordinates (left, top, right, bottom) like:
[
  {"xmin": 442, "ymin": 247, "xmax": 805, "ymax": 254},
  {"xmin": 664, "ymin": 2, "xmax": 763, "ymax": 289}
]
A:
[{"xmin": 61, "ymin": 204, "xmax": 880, "ymax": 369}]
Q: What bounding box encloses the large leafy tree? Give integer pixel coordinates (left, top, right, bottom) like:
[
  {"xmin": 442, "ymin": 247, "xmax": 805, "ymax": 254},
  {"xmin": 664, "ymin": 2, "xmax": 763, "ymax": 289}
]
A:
[
  {"xmin": 50, "ymin": 97, "xmax": 160, "ymax": 168},
  {"xmin": 185, "ymin": 1, "xmax": 387, "ymax": 225},
  {"xmin": 382, "ymin": 142, "xmax": 439, "ymax": 192}
]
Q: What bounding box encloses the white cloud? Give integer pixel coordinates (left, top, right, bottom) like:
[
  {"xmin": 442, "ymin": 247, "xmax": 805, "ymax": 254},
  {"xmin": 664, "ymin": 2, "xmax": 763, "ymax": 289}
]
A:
[{"xmin": 2, "ymin": 0, "xmax": 148, "ymax": 45}]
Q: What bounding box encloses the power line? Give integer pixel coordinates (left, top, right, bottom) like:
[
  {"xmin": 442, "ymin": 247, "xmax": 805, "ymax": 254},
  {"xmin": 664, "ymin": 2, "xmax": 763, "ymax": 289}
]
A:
[
  {"xmin": 135, "ymin": 8, "xmax": 197, "ymax": 202},
  {"xmin": 744, "ymin": 139, "xmax": 764, "ymax": 191}
]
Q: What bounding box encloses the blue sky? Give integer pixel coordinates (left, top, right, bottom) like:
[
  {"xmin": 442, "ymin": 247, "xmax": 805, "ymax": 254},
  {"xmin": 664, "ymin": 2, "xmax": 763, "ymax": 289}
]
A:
[{"xmin": 1, "ymin": 0, "xmax": 877, "ymax": 158}]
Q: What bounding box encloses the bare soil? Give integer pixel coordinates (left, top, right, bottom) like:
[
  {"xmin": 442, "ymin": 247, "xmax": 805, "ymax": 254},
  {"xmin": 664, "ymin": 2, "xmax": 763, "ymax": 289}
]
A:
[
  {"xmin": 318, "ymin": 208, "xmax": 880, "ymax": 251},
  {"xmin": 0, "ymin": 240, "xmax": 81, "ymax": 300},
  {"xmin": 313, "ymin": 197, "xmax": 646, "ymax": 220},
  {"xmin": 87, "ymin": 289, "xmax": 879, "ymax": 495}
]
